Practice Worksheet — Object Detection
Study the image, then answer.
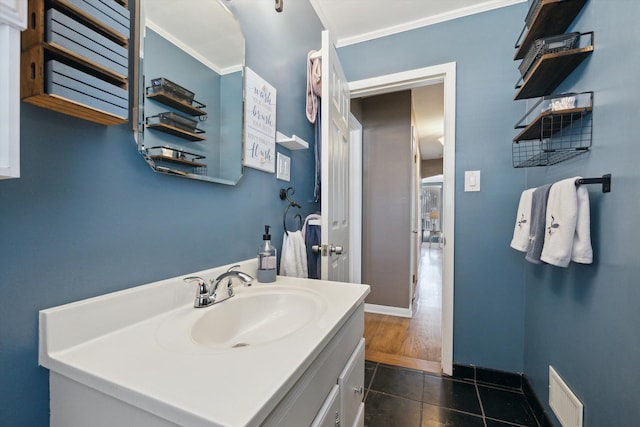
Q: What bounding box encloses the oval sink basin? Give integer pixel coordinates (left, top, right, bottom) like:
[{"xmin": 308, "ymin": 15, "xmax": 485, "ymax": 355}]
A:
[
  {"xmin": 191, "ymin": 289, "xmax": 323, "ymax": 348},
  {"xmin": 155, "ymin": 286, "xmax": 327, "ymax": 352}
]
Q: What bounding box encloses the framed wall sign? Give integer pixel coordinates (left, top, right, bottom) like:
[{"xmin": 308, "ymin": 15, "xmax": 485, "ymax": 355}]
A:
[{"xmin": 243, "ymin": 67, "xmax": 276, "ymax": 172}]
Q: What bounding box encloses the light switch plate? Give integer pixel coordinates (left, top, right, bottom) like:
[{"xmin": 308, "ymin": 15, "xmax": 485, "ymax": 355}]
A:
[
  {"xmin": 276, "ymin": 153, "xmax": 290, "ymax": 182},
  {"xmin": 465, "ymin": 170, "xmax": 480, "ymax": 192}
]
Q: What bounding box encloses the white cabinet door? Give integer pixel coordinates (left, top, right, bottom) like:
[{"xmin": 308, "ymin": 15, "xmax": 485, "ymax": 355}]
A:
[
  {"xmin": 338, "ymin": 339, "xmax": 365, "ymax": 427},
  {"xmin": 310, "ymin": 385, "xmax": 340, "ymax": 427},
  {"xmin": 352, "ymin": 402, "xmax": 364, "ymax": 427}
]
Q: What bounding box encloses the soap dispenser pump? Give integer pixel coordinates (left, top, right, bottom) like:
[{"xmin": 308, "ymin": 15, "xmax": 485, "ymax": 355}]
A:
[{"xmin": 257, "ymin": 225, "xmax": 277, "ymax": 283}]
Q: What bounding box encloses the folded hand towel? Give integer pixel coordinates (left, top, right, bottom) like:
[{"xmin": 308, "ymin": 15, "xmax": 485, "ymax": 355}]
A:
[
  {"xmin": 511, "ymin": 188, "xmax": 536, "ymax": 252},
  {"xmin": 280, "ymin": 231, "xmax": 309, "ymax": 278},
  {"xmin": 525, "ymin": 184, "xmax": 552, "ymax": 264},
  {"xmin": 541, "ymin": 177, "xmax": 592, "ymax": 267}
]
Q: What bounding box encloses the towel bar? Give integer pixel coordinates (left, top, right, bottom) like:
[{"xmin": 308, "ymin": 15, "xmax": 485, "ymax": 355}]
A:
[{"xmin": 574, "ymin": 173, "xmax": 611, "ymax": 193}]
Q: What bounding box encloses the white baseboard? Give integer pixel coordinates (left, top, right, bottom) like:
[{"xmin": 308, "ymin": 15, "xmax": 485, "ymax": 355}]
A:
[{"xmin": 365, "ymin": 303, "xmax": 412, "ymax": 318}]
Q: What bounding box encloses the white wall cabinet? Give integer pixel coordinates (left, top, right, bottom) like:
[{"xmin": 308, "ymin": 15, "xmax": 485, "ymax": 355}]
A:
[{"xmin": 0, "ymin": 0, "xmax": 26, "ymax": 179}]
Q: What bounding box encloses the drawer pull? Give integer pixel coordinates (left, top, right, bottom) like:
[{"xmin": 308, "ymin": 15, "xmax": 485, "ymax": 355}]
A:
[{"xmin": 353, "ymin": 386, "xmax": 364, "ymax": 395}]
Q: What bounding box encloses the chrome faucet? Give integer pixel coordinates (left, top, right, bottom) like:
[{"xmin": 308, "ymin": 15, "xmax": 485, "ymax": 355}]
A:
[{"xmin": 183, "ymin": 265, "xmax": 254, "ymax": 308}]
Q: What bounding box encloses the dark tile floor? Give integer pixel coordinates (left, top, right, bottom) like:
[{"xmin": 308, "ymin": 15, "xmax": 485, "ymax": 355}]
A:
[{"xmin": 364, "ymin": 361, "xmax": 539, "ymax": 427}]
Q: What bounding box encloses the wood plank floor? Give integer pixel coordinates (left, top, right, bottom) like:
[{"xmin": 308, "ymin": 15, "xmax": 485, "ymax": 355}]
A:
[{"xmin": 364, "ymin": 244, "xmax": 442, "ymax": 373}]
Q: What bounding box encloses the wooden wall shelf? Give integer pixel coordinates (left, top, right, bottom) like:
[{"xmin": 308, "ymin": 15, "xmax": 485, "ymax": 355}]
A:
[
  {"xmin": 514, "ymin": 43, "xmax": 593, "ymax": 100},
  {"xmin": 145, "ymin": 90, "xmax": 207, "ymax": 117},
  {"xmin": 20, "ymin": 0, "xmax": 130, "ymax": 126},
  {"xmin": 514, "ymin": 0, "xmax": 588, "ymax": 60},
  {"xmin": 146, "ymin": 122, "xmax": 206, "ymax": 142},
  {"xmin": 148, "ymin": 154, "xmax": 207, "ymax": 169},
  {"xmin": 514, "ymin": 106, "xmax": 592, "ymax": 142}
]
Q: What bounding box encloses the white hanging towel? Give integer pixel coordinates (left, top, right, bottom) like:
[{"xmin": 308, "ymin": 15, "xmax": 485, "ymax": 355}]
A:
[
  {"xmin": 540, "ymin": 177, "xmax": 593, "ymax": 267},
  {"xmin": 510, "ymin": 188, "xmax": 536, "ymax": 252},
  {"xmin": 280, "ymin": 230, "xmax": 309, "ymax": 278},
  {"xmin": 571, "ymin": 184, "xmax": 593, "ymax": 264},
  {"xmin": 526, "ymin": 184, "xmax": 552, "ymax": 264}
]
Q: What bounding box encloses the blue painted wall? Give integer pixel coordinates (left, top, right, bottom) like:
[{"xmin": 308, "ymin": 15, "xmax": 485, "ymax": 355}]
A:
[
  {"xmin": 0, "ymin": 1, "xmax": 322, "ymax": 425},
  {"xmin": 5, "ymin": 0, "xmax": 638, "ymax": 425},
  {"xmin": 339, "ymin": 4, "xmax": 529, "ymax": 373},
  {"xmin": 521, "ymin": 1, "xmax": 640, "ymax": 425}
]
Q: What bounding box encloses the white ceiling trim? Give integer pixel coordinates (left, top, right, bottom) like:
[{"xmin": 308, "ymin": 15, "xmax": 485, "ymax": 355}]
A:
[
  {"xmin": 328, "ymin": 0, "xmax": 526, "ymax": 48},
  {"xmin": 146, "ymin": 18, "xmax": 226, "ymax": 75}
]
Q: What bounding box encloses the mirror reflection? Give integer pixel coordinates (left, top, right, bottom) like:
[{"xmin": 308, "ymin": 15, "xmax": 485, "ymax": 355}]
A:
[{"xmin": 136, "ymin": 0, "xmax": 245, "ymax": 185}]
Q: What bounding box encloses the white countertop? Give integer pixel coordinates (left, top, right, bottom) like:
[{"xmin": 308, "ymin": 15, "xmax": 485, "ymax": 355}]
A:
[{"xmin": 39, "ymin": 260, "xmax": 370, "ymax": 427}]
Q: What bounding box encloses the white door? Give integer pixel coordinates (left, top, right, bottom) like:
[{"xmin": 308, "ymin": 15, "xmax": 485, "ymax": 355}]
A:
[{"xmin": 320, "ymin": 30, "xmax": 350, "ymax": 282}]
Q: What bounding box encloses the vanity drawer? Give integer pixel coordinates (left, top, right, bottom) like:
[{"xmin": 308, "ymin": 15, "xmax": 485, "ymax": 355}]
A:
[
  {"xmin": 338, "ymin": 338, "xmax": 365, "ymax": 427},
  {"xmin": 310, "ymin": 385, "xmax": 340, "ymax": 427}
]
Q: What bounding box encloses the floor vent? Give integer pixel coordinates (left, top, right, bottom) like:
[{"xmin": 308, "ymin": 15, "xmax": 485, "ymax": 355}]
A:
[{"xmin": 549, "ymin": 366, "xmax": 583, "ymax": 427}]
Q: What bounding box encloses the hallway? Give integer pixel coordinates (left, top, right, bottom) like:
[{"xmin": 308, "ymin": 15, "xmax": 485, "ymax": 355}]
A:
[
  {"xmin": 362, "ymin": 246, "xmax": 542, "ymax": 427},
  {"xmin": 364, "ymin": 244, "xmax": 442, "ymax": 373}
]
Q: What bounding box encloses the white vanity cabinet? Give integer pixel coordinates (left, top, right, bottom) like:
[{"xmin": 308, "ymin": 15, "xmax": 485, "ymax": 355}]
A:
[
  {"xmin": 39, "ymin": 268, "xmax": 370, "ymax": 427},
  {"xmin": 262, "ymin": 307, "xmax": 365, "ymax": 427},
  {"xmin": 311, "ymin": 339, "xmax": 365, "ymax": 427}
]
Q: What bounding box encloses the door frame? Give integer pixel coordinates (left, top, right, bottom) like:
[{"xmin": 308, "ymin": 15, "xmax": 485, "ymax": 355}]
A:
[
  {"xmin": 348, "ymin": 62, "xmax": 456, "ymax": 376},
  {"xmin": 348, "ymin": 113, "xmax": 363, "ymax": 284}
]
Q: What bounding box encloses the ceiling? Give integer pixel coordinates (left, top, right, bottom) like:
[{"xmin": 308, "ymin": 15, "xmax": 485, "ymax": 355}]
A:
[{"xmin": 310, "ymin": 0, "xmax": 524, "ymax": 159}]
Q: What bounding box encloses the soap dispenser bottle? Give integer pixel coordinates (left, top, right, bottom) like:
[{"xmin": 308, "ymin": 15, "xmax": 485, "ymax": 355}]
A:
[{"xmin": 257, "ymin": 225, "xmax": 277, "ymax": 283}]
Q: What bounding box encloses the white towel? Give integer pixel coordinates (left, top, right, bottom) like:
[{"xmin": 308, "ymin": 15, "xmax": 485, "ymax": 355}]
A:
[
  {"xmin": 280, "ymin": 231, "xmax": 308, "ymax": 278},
  {"xmin": 571, "ymin": 185, "xmax": 593, "ymax": 264},
  {"xmin": 540, "ymin": 177, "xmax": 593, "ymax": 267},
  {"xmin": 301, "ymin": 213, "xmax": 321, "ymax": 241},
  {"xmin": 510, "ymin": 188, "xmax": 535, "ymax": 252}
]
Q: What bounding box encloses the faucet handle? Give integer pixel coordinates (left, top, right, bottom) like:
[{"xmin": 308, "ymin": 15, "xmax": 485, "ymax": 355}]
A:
[
  {"xmin": 226, "ymin": 265, "xmax": 241, "ymax": 273},
  {"xmin": 224, "ymin": 265, "xmax": 254, "ymax": 287},
  {"xmin": 183, "ymin": 276, "xmax": 214, "ymax": 308}
]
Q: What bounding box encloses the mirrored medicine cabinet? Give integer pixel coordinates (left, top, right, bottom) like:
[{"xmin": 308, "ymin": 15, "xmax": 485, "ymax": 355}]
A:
[{"xmin": 132, "ymin": 0, "xmax": 245, "ymax": 185}]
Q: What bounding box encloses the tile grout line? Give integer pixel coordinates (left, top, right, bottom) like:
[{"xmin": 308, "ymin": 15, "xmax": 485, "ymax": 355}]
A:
[
  {"xmin": 363, "ymin": 362, "xmax": 378, "ymax": 403},
  {"xmin": 474, "ymin": 379, "xmax": 489, "ymax": 427}
]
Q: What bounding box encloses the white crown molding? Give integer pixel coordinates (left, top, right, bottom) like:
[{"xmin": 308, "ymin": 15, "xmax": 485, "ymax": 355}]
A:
[
  {"xmin": 146, "ymin": 18, "xmax": 243, "ymax": 76},
  {"xmin": 335, "ymin": 0, "xmax": 525, "ymax": 48}
]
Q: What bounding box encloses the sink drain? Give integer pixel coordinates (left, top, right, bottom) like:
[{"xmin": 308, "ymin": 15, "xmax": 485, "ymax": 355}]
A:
[{"xmin": 232, "ymin": 342, "xmax": 249, "ymax": 348}]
